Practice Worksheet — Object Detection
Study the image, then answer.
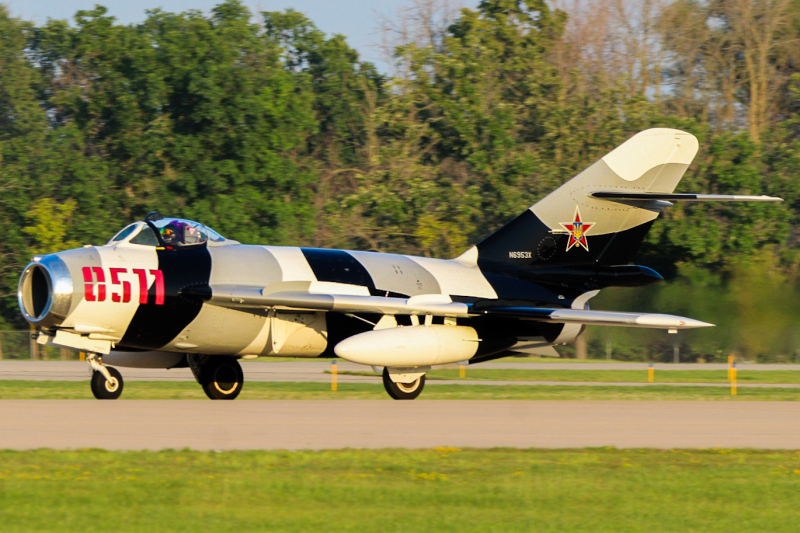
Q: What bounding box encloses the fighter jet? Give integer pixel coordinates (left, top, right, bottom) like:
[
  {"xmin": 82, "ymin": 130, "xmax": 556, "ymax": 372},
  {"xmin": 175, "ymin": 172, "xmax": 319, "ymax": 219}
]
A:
[{"xmin": 18, "ymin": 128, "xmax": 781, "ymax": 400}]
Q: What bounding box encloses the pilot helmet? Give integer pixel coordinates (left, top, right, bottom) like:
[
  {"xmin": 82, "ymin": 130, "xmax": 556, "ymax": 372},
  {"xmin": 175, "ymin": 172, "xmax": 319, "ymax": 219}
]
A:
[{"xmin": 161, "ymin": 225, "xmax": 180, "ymax": 245}]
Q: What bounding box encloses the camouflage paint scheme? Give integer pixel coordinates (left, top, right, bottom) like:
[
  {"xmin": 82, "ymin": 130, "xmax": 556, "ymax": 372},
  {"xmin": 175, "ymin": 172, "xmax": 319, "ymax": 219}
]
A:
[{"xmin": 17, "ymin": 129, "xmax": 782, "ymax": 399}]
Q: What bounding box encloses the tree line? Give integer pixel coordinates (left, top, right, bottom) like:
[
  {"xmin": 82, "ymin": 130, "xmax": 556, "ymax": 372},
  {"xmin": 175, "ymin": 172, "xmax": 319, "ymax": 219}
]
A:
[{"xmin": 1, "ymin": 0, "xmax": 799, "ymax": 360}]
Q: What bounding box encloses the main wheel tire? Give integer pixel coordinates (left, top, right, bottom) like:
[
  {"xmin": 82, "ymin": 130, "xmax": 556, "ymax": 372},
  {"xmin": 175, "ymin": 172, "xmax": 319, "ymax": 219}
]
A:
[
  {"xmin": 382, "ymin": 367, "xmax": 425, "ymax": 400},
  {"xmin": 90, "ymin": 367, "xmax": 124, "ymax": 400},
  {"xmin": 200, "ymin": 357, "xmax": 244, "ymax": 400}
]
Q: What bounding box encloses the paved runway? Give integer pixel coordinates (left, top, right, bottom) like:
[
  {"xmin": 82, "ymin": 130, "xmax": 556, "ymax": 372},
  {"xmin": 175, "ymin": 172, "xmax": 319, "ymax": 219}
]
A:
[
  {"xmin": 4, "ymin": 361, "xmax": 800, "ymax": 381},
  {"xmin": 2, "ymin": 361, "xmax": 799, "ymax": 388},
  {"xmin": 1, "ymin": 400, "xmax": 799, "ymax": 450}
]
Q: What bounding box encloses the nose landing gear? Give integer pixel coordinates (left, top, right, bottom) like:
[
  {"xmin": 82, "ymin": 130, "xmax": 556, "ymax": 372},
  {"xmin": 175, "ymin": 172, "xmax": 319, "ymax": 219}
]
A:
[{"xmin": 86, "ymin": 353, "xmax": 124, "ymax": 400}]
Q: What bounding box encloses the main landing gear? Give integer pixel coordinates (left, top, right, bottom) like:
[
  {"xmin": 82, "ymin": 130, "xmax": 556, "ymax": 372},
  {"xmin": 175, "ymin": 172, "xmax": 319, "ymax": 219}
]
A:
[
  {"xmin": 382, "ymin": 367, "xmax": 426, "ymax": 400},
  {"xmin": 188, "ymin": 355, "xmax": 244, "ymax": 400},
  {"xmin": 87, "ymin": 353, "xmax": 124, "ymax": 400},
  {"xmin": 84, "ymin": 353, "xmax": 244, "ymax": 400}
]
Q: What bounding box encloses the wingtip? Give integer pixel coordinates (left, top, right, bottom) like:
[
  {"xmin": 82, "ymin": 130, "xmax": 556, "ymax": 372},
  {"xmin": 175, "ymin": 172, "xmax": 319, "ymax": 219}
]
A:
[
  {"xmin": 635, "ymin": 314, "xmax": 715, "ymax": 329},
  {"xmin": 685, "ymin": 319, "xmax": 715, "ymax": 329}
]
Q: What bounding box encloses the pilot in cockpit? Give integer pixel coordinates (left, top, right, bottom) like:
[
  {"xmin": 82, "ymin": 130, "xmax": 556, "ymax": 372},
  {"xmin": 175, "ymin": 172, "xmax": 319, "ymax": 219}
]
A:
[{"xmin": 161, "ymin": 223, "xmax": 182, "ymax": 246}]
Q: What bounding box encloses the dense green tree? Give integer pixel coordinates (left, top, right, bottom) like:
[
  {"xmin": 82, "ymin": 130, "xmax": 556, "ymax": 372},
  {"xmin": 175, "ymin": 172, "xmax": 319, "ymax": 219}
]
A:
[
  {"xmin": 1, "ymin": 0, "xmax": 800, "ymax": 359},
  {"xmin": 261, "ymin": 9, "xmax": 385, "ymax": 246},
  {"xmin": 0, "ymin": 7, "xmax": 44, "ymax": 324}
]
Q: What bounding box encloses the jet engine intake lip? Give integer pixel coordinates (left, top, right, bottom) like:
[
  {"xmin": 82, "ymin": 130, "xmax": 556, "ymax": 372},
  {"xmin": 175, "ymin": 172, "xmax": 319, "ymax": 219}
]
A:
[{"xmin": 18, "ymin": 255, "xmax": 73, "ymax": 327}]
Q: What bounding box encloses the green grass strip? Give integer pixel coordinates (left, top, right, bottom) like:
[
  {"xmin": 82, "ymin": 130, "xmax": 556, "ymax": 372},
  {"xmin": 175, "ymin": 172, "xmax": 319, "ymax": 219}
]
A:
[
  {"xmin": 333, "ymin": 368, "xmax": 800, "ymax": 383},
  {"xmin": 426, "ymin": 368, "xmax": 800, "ymax": 383},
  {"xmin": 1, "ymin": 448, "xmax": 800, "ymax": 532},
  {"xmin": 0, "ymin": 380, "xmax": 798, "ymax": 400}
]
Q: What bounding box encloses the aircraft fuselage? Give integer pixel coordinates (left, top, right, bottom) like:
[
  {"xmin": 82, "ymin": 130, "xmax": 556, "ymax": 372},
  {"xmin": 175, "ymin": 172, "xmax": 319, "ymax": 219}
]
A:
[
  {"xmin": 34, "ymin": 239, "xmax": 572, "ymax": 360},
  {"xmin": 22, "ymin": 129, "xmax": 766, "ymax": 400}
]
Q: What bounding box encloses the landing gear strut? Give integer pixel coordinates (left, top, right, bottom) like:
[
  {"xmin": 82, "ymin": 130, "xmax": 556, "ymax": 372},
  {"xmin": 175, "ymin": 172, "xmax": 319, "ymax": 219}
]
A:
[
  {"xmin": 188, "ymin": 355, "xmax": 244, "ymax": 400},
  {"xmin": 382, "ymin": 367, "xmax": 425, "ymax": 400},
  {"xmin": 87, "ymin": 353, "xmax": 124, "ymax": 400}
]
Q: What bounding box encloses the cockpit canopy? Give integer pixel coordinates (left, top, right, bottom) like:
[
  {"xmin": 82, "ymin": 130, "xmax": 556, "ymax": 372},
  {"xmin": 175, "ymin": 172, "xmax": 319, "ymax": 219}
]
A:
[{"xmin": 109, "ymin": 218, "xmax": 226, "ymax": 248}]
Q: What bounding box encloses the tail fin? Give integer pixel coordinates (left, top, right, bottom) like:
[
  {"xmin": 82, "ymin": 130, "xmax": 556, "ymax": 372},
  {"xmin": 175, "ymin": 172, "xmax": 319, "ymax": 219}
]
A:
[{"xmin": 464, "ymin": 128, "xmax": 699, "ymax": 268}]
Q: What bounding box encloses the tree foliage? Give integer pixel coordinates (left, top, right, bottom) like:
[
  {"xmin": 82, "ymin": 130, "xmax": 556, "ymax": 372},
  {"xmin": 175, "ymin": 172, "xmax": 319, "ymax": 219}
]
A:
[{"xmin": 1, "ymin": 0, "xmax": 800, "ymax": 357}]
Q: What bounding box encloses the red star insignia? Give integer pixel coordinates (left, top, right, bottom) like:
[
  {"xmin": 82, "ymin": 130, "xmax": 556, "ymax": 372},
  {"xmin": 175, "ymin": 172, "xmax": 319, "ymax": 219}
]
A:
[{"xmin": 559, "ymin": 207, "xmax": 594, "ymax": 252}]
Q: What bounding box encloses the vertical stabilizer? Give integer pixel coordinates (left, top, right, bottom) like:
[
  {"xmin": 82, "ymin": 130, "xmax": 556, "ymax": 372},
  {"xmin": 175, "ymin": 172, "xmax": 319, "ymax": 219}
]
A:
[{"xmin": 465, "ymin": 128, "xmax": 699, "ymax": 268}]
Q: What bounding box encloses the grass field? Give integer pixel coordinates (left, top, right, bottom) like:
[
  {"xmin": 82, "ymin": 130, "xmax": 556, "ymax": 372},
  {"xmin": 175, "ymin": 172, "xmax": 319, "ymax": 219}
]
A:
[
  {"xmin": 1, "ymin": 380, "xmax": 799, "ymax": 400},
  {"xmin": 1, "ymin": 448, "xmax": 799, "ymax": 532},
  {"xmin": 427, "ymin": 368, "xmax": 800, "ymax": 383},
  {"xmin": 333, "ymin": 367, "xmax": 800, "ymax": 383}
]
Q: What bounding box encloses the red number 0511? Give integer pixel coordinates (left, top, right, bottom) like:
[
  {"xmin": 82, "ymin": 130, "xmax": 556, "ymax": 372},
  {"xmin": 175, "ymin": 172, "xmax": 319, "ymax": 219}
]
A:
[{"xmin": 82, "ymin": 267, "xmax": 165, "ymax": 305}]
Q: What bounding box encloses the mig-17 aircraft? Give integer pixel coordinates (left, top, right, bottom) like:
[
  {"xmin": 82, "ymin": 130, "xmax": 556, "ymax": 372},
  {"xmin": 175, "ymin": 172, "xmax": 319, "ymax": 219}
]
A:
[{"xmin": 18, "ymin": 128, "xmax": 781, "ymax": 400}]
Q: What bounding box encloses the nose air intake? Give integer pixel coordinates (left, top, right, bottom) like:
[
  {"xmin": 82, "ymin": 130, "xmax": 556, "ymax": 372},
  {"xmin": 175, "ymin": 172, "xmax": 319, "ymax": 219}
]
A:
[{"xmin": 18, "ymin": 255, "xmax": 74, "ymax": 328}]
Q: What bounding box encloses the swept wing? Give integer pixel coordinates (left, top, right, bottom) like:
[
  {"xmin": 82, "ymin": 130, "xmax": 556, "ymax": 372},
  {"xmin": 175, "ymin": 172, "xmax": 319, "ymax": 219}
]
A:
[{"xmin": 194, "ymin": 281, "xmax": 712, "ymax": 330}]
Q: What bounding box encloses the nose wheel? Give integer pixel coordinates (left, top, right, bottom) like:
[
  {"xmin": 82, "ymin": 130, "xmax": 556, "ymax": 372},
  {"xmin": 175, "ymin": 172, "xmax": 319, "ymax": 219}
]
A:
[
  {"xmin": 90, "ymin": 366, "xmax": 124, "ymax": 400},
  {"xmin": 86, "ymin": 353, "xmax": 124, "ymax": 400}
]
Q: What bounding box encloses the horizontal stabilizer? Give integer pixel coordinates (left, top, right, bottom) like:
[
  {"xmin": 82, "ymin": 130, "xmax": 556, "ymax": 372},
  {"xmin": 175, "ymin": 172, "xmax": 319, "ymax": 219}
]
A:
[
  {"xmin": 591, "ymin": 192, "xmax": 783, "ymax": 203},
  {"xmin": 477, "ymin": 307, "xmax": 713, "ymax": 330}
]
